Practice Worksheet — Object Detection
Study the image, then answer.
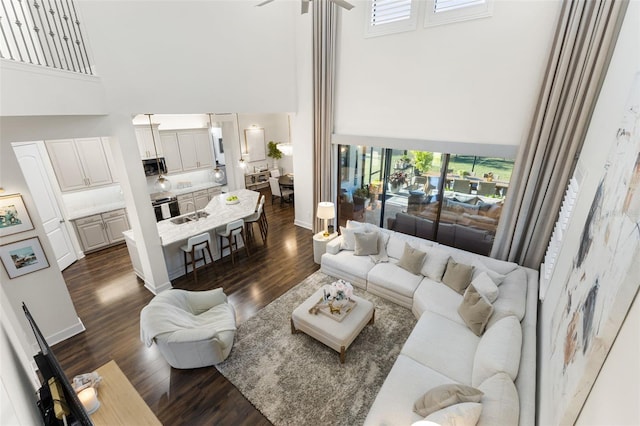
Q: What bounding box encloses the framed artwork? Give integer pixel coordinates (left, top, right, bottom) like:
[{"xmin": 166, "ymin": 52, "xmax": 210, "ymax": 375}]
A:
[
  {"xmin": 244, "ymin": 128, "xmax": 266, "ymax": 162},
  {"xmin": 0, "ymin": 237, "xmax": 50, "ymax": 279},
  {"xmin": 0, "ymin": 194, "xmax": 34, "ymax": 237}
]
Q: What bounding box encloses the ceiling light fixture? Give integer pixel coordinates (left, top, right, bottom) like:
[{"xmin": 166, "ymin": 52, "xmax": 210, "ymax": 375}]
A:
[{"xmin": 146, "ymin": 114, "xmax": 172, "ymax": 192}]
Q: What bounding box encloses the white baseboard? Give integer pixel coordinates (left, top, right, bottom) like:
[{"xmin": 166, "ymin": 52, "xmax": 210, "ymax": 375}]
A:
[
  {"xmin": 39, "ymin": 317, "xmax": 86, "ymax": 349},
  {"xmin": 144, "ymin": 279, "xmax": 172, "ymax": 295},
  {"xmin": 294, "ymin": 219, "xmax": 312, "ymax": 230}
]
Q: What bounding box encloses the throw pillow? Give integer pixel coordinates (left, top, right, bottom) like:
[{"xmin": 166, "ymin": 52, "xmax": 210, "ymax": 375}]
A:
[
  {"xmin": 420, "ymin": 246, "xmax": 451, "ymax": 281},
  {"xmin": 469, "ymin": 271, "xmax": 500, "ymax": 303},
  {"xmin": 397, "ymin": 243, "xmax": 427, "ymax": 275},
  {"xmin": 339, "ymin": 226, "xmax": 357, "ymax": 251},
  {"xmin": 424, "ymin": 402, "xmax": 483, "ymax": 426},
  {"xmin": 471, "ymin": 258, "xmax": 506, "ymax": 285},
  {"xmin": 442, "ymin": 259, "xmax": 474, "ymax": 294},
  {"xmin": 458, "ymin": 284, "xmax": 494, "ymax": 336},
  {"xmin": 370, "ymin": 232, "xmax": 390, "ymax": 263},
  {"xmin": 354, "ymin": 232, "xmax": 379, "ymax": 256},
  {"xmin": 413, "ymin": 384, "xmax": 484, "ymax": 417}
]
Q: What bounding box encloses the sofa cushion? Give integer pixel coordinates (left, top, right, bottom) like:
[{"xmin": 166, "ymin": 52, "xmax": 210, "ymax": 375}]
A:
[
  {"xmin": 458, "ymin": 284, "xmax": 494, "ymax": 336},
  {"xmin": 394, "ymin": 212, "xmax": 416, "ymax": 235},
  {"xmin": 397, "ymin": 243, "xmax": 427, "ymax": 275},
  {"xmin": 413, "ymin": 384, "xmax": 484, "ymax": 417},
  {"xmin": 471, "ymin": 256, "xmax": 519, "ymax": 276},
  {"xmin": 477, "ymin": 373, "xmax": 519, "ymax": 426},
  {"xmin": 363, "ymin": 354, "xmax": 459, "ymax": 426},
  {"xmin": 420, "ymin": 245, "xmax": 451, "ymax": 282},
  {"xmin": 472, "ymin": 316, "xmax": 522, "ymax": 387},
  {"xmin": 442, "ymin": 259, "xmax": 474, "ymax": 294},
  {"xmin": 425, "ymin": 402, "xmax": 483, "ymax": 426},
  {"xmin": 320, "ymin": 249, "xmax": 374, "ymax": 289},
  {"xmin": 412, "ymin": 279, "xmax": 465, "ymax": 324},
  {"xmin": 368, "ymin": 262, "xmax": 424, "ymax": 299},
  {"xmin": 339, "ymin": 226, "xmax": 358, "ymax": 250},
  {"xmin": 401, "ymin": 311, "xmax": 479, "ymax": 384},
  {"xmin": 486, "ymin": 268, "xmax": 528, "ymax": 329},
  {"xmin": 471, "ymin": 258, "xmax": 506, "ymax": 285},
  {"xmin": 470, "ymin": 272, "xmax": 500, "ymax": 303},
  {"xmin": 386, "ymin": 233, "xmax": 416, "ymax": 259},
  {"xmin": 369, "ymin": 232, "xmax": 390, "ymax": 263},
  {"xmin": 354, "ymin": 231, "xmax": 379, "ymax": 256}
]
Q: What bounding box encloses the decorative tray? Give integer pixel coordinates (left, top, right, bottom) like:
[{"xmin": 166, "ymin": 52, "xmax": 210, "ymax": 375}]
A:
[
  {"xmin": 225, "ymin": 198, "xmax": 240, "ymax": 205},
  {"xmin": 309, "ymin": 298, "xmax": 357, "ymax": 322}
]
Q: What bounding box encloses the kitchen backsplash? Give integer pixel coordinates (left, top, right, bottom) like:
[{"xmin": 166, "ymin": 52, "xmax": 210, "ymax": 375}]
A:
[
  {"xmin": 62, "ymin": 185, "xmax": 124, "ymax": 212},
  {"xmin": 146, "ymin": 169, "xmax": 214, "ymax": 194}
]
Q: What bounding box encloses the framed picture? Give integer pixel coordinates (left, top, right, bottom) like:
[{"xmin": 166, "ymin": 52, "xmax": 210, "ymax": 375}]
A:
[
  {"xmin": 244, "ymin": 128, "xmax": 266, "ymax": 162},
  {"xmin": 0, "ymin": 237, "xmax": 50, "ymax": 279},
  {"xmin": 0, "ymin": 194, "xmax": 34, "ymax": 237}
]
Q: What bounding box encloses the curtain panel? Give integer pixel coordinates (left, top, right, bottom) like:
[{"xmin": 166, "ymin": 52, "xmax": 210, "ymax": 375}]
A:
[
  {"xmin": 491, "ymin": 0, "xmax": 629, "ymax": 269},
  {"xmin": 312, "ymin": 0, "xmax": 338, "ymax": 233}
]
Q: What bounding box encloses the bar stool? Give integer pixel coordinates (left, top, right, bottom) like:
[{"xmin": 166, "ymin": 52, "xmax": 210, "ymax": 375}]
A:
[
  {"xmin": 180, "ymin": 232, "xmax": 213, "ymax": 283},
  {"xmin": 216, "ymin": 219, "xmax": 250, "ymax": 264},
  {"xmin": 244, "ymin": 195, "xmax": 267, "ymax": 245}
]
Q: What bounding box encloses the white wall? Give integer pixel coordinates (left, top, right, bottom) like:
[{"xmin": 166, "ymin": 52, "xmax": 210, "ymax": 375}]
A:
[
  {"xmin": 538, "ymin": 1, "xmax": 640, "ymax": 423},
  {"xmin": 334, "ymin": 0, "xmax": 561, "ymax": 146},
  {"xmin": 77, "ymin": 0, "xmax": 298, "ymax": 115}
]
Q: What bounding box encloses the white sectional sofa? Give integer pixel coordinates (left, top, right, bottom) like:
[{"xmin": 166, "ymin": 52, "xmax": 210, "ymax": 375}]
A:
[{"xmin": 320, "ymin": 221, "xmax": 537, "ymax": 426}]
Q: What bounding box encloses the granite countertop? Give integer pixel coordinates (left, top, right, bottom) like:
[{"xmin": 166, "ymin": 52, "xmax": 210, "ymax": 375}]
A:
[
  {"xmin": 67, "ymin": 201, "xmax": 126, "ymax": 220},
  {"xmin": 125, "ymin": 189, "xmax": 260, "ymax": 247}
]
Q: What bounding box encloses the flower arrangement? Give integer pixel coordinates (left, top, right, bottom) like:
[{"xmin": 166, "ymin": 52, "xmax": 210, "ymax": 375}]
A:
[
  {"xmin": 389, "ymin": 171, "xmax": 408, "ymax": 186},
  {"xmin": 324, "ymin": 279, "xmax": 354, "ymax": 303}
]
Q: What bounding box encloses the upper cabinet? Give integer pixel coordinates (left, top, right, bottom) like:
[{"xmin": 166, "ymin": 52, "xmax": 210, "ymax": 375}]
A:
[
  {"xmin": 135, "ymin": 124, "xmax": 163, "ymax": 159},
  {"xmin": 47, "ymin": 138, "xmax": 113, "ymax": 192},
  {"xmin": 158, "ymin": 129, "xmax": 213, "ymax": 173},
  {"xmin": 177, "ymin": 130, "xmax": 213, "ymax": 171}
]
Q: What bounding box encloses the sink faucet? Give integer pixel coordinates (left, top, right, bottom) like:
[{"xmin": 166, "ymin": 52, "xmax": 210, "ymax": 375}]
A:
[
  {"xmin": 191, "ymin": 193, "xmax": 199, "ymax": 221},
  {"xmin": 183, "ymin": 201, "xmax": 198, "ymax": 220}
]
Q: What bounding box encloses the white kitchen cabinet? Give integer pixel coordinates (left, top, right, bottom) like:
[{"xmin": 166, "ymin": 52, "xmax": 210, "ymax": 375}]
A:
[
  {"xmin": 74, "ymin": 209, "xmax": 129, "ymax": 253},
  {"xmin": 47, "ymin": 138, "xmax": 113, "ymax": 192},
  {"xmin": 208, "ymin": 186, "xmax": 222, "ymax": 200},
  {"xmin": 135, "ymin": 125, "xmax": 163, "ymax": 159},
  {"xmin": 159, "ymin": 132, "xmax": 183, "ymax": 174},
  {"xmin": 177, "ymin": 190, "xmax": 209, "ymax": 215},
  {"xmin": 177, "ymin": 130, "xmax": 213, "ymax": 171},
  {"xmin": 194, "ymin": 190, "xmax": 210, "ymax": 210}
]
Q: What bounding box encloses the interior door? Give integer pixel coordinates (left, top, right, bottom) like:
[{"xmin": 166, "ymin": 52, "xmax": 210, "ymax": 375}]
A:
[{"xmin": 13, "ymin": 143, "xmax": 77, "ymax": 271}]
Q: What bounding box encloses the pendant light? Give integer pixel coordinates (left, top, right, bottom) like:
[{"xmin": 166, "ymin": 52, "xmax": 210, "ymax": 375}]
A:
[
  {"xmin": 235, "ymin": 113, "xmax": 247, "ymax": 169},
  {"xmin": 208, "ymin": 113, "xmax": 226, "ymax": 183},
  {"xmin": 146, "ymin": 114, "xmax": 172, "ymax": 192}
]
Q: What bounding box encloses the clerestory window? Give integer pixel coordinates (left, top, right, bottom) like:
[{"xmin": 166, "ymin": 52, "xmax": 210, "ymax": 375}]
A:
[
  {"xmin": 365, "ymin": 0, "xmax": 419, "ymax": 38},
  {"xmin": 424, "ymin": 0, "xmax": 493, "ymax": 27}
]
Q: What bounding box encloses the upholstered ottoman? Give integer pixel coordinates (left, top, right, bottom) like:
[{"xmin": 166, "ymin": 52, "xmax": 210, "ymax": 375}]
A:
[{"xmin": 291, "ymin": 285, "xmax": 375, "ymax": 363}]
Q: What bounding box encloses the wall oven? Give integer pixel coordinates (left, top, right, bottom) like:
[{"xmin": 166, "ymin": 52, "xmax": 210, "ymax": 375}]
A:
[{"xmin": 151, "ymin": 193, "xmax": 180, "ymax": 221}]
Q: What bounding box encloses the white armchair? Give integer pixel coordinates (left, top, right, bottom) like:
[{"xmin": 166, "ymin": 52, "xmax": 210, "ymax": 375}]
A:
[{"xmin": 140, "ymin": 288, "xmax": 236, "ymax": 369}]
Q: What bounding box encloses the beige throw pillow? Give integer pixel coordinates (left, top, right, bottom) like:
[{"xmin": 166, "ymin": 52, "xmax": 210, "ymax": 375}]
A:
[
  {"xmin": 413, "ymin": 384, "xmax": 484, "ymax": 417},
  {"xmin": 442, "ymin": 259, "xmax": 474, "ymax": 294},
  {"xmin": 458, "ymin": 284, "xmax": 494, "ymax": 336},
  {"xmin": 397, "ymin": 243, "xmax": 427, "ymax": 275},
  {"xmin": 354, "ymin": 232, "xmax": 379, "ymax": 256},
  {"xmin": 424, "ymin": 402, "xmax": 483, "ymax": 426}
]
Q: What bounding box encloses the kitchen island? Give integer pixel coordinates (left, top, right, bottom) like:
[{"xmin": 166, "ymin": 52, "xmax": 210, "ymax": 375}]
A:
[{"xmin": 123, "ymin": 189, "xmax": 260, "ymax": 281}]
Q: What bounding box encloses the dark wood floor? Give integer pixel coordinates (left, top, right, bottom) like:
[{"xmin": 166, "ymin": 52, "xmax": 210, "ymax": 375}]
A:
[{"xmin": 53, "ymin": 198, "xmax": 318, "ymax": 425}]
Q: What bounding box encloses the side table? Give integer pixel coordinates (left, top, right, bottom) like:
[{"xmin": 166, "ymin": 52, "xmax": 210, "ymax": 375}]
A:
[{"xmin": 313, "ymin": 231, "xmax": 338, "ymax": 264}]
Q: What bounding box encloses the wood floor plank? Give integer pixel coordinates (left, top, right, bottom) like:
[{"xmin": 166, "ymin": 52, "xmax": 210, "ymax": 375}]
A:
[{"xmin": 53, "ymin": 200, "xmax": 317, "ymax": 425}]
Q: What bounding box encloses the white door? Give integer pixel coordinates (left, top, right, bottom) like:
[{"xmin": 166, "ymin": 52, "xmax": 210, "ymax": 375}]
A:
[{"xmin": 13, "ymin": 143, "xmax": 77, "ymax": 271}]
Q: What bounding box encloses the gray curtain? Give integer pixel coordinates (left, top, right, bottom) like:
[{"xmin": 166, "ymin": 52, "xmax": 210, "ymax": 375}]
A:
[
  {"xmin": 491, "ymin": 0, "xmax": 629, "ymax": 268},
  {"xmin": 312, "ymin": 0, "xmax": 337, "ymax": 233}
]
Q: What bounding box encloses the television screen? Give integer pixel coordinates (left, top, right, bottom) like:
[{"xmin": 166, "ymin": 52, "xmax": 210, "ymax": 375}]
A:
[{"xmin": 22, "ymin": 302, "xmax": 93, "ymax": 426}]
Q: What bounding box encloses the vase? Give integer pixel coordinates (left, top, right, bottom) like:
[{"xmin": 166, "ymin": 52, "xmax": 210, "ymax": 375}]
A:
[{"xmin": 389, "ymin": 184, "xmax": 399, "ymax": 194}]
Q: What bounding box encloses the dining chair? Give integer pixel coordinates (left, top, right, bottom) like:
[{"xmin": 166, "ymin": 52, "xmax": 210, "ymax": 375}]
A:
[
  {"xmin": 452, "ymin": 179, "xmax": 472, "ymax": 194},
  {"xmin": 269, "ymin": 177, "xmax": 294, "ymax": 205},
  {"xmin": 216, "ymin": 219, "xmax": 250, "ymax": 264},
  {"xmin": 476, "ymin": 181, "xmax": 497, "ymax": 197},
  {"xmin": 180, "ymin": 232, "xmax": 213, "ymax": 283},
  {"xmin": 270, "ymin": 169, "xmax": 281, "ymax": 178}
]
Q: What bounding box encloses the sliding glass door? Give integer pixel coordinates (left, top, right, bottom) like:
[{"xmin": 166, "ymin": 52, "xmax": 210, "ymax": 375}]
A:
[{"xmin": 337, "ymin": 144, "xmax": 514, "ymax": 256}]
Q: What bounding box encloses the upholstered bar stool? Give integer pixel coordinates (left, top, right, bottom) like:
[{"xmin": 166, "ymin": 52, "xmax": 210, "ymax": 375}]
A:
[
  {"xmin": 180, "ymin": 232, "xmax": 213, "ymax": 283},
  {"xmin": 244, "ymin": 195, "xmax": 267, "ymax": 245},
  {"xmin": 216, "ymin": 219, "xmax": 250, "ymax": 264}
]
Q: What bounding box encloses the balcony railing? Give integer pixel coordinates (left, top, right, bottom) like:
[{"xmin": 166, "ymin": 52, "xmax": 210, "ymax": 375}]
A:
[{"xmin": 0, "ymin": 0, "xmax": 93, "ymax": 74}]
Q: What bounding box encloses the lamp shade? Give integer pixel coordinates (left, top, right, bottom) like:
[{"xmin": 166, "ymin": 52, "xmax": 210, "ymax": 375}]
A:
[{"xmin": 317, "ymin": 202, "xmax": 335, "ymax": 220}]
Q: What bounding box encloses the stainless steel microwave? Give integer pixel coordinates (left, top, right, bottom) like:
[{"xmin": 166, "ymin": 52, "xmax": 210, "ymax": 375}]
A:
[{"xmin": 142, "ymin": 158, "xmax": 167, "ymax": 176}]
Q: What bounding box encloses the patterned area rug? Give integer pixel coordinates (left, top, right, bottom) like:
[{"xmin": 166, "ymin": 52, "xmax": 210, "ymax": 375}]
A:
[{"xmin": 215, "ymin": 271, "xmax": 417, "ymax": 425}]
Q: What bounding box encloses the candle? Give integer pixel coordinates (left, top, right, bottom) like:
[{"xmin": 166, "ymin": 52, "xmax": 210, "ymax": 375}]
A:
[{"xmin": 77, "ymin": 387, "xmax": 100, "ymax": 414}]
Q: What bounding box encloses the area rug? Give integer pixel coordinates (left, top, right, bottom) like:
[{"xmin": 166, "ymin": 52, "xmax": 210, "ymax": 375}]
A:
[{"xmin": 215, "ymin": 271, "xmax": 417, "ymax": 425}]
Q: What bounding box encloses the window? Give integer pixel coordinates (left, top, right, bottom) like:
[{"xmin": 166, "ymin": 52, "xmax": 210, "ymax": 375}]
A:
[
  {"xmin": 424, "ymin": 0, "xmax": 493, "ymax": 27},
  {"xmin": 365, "ymin": 0, "xmax": 418, "ymax": 38}
]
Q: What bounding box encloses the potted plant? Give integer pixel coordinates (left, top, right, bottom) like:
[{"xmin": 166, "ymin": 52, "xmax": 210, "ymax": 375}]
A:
[
  {"xmin": 388, "ymin": 171, "xmax": 407, "ymax": 193},
  {"xmin": 411, "ymin": 151, "xmax": 434, "ymax": 175},
  {"xmin": 267, "ymin": 141, "xmax": 283, "ymax": 169}
]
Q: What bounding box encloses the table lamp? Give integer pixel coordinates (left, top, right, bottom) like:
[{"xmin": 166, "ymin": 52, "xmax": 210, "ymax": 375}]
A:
[{"xmin": 317, "ymin": 202, "xmax": 335, "ymax": 237}]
